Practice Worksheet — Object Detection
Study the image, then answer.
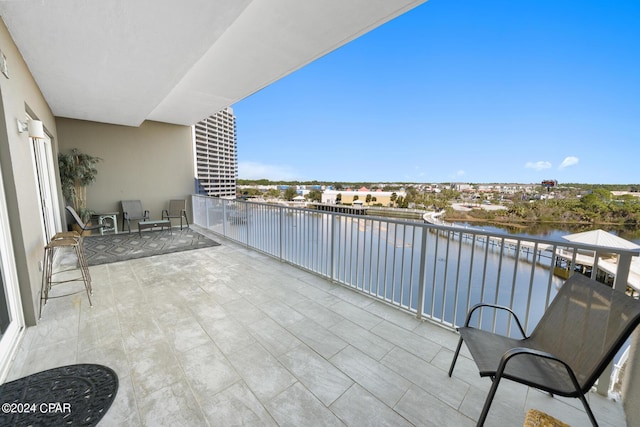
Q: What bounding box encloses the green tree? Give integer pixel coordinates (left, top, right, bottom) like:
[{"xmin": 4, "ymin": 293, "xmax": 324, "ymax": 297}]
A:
[
  {"xmin": 580, "ymin": 189, "xmax": 611, "ymax": 215},
  {"xmin": 306, "ymin": 190, "xmax": 322, "ymax": 202},
  {"xmin": 265, "ymin": 189, "xmax": 281, "ymax": 199},
  {"xmin": 283, "ymin": 187, "xmax": 298, "ymax": 201},
  {"xmin": 396, "ymin": 196, "xmax": 408, "ymax": 208},
  {"xmin": 365, "ymin": 194, "xmax": 372, "ymax": 205},
  {"xmin": 336, "ymin": 193, "xmax": 342, "ymax": 204},
  {"xmin": 58, "ymin": 148, "xmax": 102, "ymax": 222},
  {"xmin": 390, "ymin": 192, "xmax": 397, "ymax": 207}
]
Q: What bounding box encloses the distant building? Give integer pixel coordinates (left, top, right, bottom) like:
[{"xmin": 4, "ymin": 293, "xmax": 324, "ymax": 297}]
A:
[
  {"xmin": 322, "ymin": 189, "xmax": 406, "ymax": 206},
  {"xmin": 194, "ymin": 107, "xmax": 237, "ymax": 198},
  {"xmin": 452, "ymin": 183, "xmax": 473, "ymax": 192}
]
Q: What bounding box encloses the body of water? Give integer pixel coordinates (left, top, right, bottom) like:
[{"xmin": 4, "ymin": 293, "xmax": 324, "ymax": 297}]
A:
[
  {"xmin": 453, "ymin": 221, "xmax": 640, "ymax": 246},
  {"xmin": 240, "ymin": 208, "xmax": 565, "ymax": 334}
]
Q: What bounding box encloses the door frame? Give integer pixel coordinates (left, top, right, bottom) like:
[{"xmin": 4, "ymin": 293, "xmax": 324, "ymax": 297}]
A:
[{"xmin": 0, "ymin": 160, "xmax": 26, "ymax": 381}]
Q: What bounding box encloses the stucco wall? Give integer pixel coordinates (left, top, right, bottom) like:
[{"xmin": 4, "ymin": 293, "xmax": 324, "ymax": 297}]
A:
[
  {"xmin": 0, "ymin": 19, "xmax": 59, "ymax": 325},
  {"xmin": 55, "ymin": 118, "xmax": 194, "ymax": 230}
]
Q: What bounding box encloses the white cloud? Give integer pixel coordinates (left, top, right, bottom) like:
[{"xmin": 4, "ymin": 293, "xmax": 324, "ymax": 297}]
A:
[
  {"xmin": 558, "ymin": 156, "xmax": 579, "ymax": 169},
  {"xmin": 525, "ymin": 161, "xmax": 552, "ymax": 171},
  {"xmin": 238, "ymin": 161, "xmax": 298, "ymax": 180}
]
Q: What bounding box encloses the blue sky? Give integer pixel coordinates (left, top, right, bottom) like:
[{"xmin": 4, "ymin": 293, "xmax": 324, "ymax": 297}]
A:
[{"xmin": 233, "ymin": 0, "xmax": 639, "ymax": 184}]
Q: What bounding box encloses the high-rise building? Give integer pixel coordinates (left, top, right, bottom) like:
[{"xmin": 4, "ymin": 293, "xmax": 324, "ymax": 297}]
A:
[{"xmin": 194, "ymin": 107, "xmax": 238, "ymax": 198}]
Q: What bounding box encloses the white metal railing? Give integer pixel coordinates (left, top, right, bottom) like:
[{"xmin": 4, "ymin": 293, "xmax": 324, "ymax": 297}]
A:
[
  {"xmin": 192, "ymin": 195, "xmax": 639, "ymax": 393},
  {"xmin": 193, "ymin": 196, "xmax": 638, "ymax": 328}
]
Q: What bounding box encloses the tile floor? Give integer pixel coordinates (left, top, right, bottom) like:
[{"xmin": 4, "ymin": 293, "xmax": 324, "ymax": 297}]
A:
[{"xmin": 7, "ymin": 228, "xmax": 626, "ymax": 426}]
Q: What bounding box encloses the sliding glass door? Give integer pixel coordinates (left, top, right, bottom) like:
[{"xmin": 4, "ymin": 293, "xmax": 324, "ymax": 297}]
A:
[
  {"xmin": 30, "ymin": 121, "xmax": 61, "ymax": 242},
  {"xmin": 0, "ymin": 161, "xmax": 25, "ymax": 380}
]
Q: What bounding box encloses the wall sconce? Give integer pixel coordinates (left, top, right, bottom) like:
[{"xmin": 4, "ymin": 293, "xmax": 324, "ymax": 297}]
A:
[{"xmin": 17, "ymin": 119, "xmax": 45, "ymax": 139}]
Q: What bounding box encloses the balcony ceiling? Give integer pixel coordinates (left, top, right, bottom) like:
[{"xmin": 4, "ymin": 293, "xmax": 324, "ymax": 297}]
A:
[{"xmin": 0, "ymin": 0, "xmax": 426, "ymax": 127}]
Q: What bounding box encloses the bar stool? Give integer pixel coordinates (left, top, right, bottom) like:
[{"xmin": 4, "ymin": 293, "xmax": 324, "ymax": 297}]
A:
[
  {"xmin": 51, "ymin": 231, "xmax": 92, "ymax": 284},
  {"xmin": 39, "ymin": 232, "xmax": 93, "ymax": 318}
]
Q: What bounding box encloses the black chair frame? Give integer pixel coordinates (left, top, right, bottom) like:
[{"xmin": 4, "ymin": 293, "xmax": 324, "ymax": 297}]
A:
[
  {"xmin": 65, "ymin": 206, "xmax": 105, "ymax": 236},
  {"xmin": 448, "ymin": 273, "xmax": 640, "ymax": 426},
  {"xmin": 121, "ymin": 200, "xmax": 150, "ymax": 233}
]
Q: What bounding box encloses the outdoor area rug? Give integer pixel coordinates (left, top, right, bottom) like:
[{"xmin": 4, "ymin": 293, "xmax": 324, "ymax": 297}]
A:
[
  {"xmin": 0, "ymin": 363, "xmax": 118, "ymax": 426},
  {"xmin": 82, "ymin": 228, "xmax": 220, "ymax": 266}
]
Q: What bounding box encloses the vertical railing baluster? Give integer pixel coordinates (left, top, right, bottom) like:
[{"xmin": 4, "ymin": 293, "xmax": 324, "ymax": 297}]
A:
[
  {"xmin": 375, "ymin": 220, "xmax": 382, "ymax": 297},
  {"xmin": 452, "ymin": 231, "xmax": 464, "ymax": 328},
  {"xmin": 545, "ymin": 244, "xmax": 558, "ymax": 308},
  {"xmin": 430, "ymin": 229, "xmax": 440, "ymax": 320},
  {"xmin": 369, "ymin": 219, "xmax": 376, "ymax": 296},
  {"xmin": 383, "ymin": 221, "xmax": 390, "ymax": 301},
  {"xmin": 592, "ymin": 251, "xmax": 601, "ymax": 281},
  {"xmin": 407, "ymin": 226, "xmax": 417, "ymax": 311},
  {"xmin": 278, "ymin": 206, "xmax": 282, "ymax": 258},
  {"xmin": 345, "ymin": 217, "xmax": 350, "ymax": 285},
  {"xmin": 463, "ymin": 234, "xmax": 477, "ymax": 326},
  {"xmin": 354, "ymin": 217, "xmax": 361, "ymax": 289},
  {"xmin": 524, "ymin": 242, "xmax": 539, "ymax": 334},
  {"xmin": 221, "ymin": 199, "xmax": 226, "ymax": 236},
  {"xmin": 507, "ymin": 240, "xmax": 521, "ymax": 337},
  {"xmin": 491, "ymin": 237, "xmax": 506, "ymax": 334},
  {"xmin": 440, "ymin": 230, "xmax": 452, "ymax": 324},
  {"xmin": 478, "ymin": 234, "xmax": 490, "ymax": 329},
  {"xmin": 330, "ymin": 214, "xmax": 336, "ymax": 281},
  {"xmin": 363, "ymin": 218, "xmax": 369, "ymax": 294},
  {"xmin": 244, "ymin": 202, "xmax": 250, "ymax": 248},
  {"xmin": 399, "ymin": 224, "xmax": 407, "ymax": 307},
  {"xmin": 416, "ymin": 224, "xmax": 428, "ymax": 319}
]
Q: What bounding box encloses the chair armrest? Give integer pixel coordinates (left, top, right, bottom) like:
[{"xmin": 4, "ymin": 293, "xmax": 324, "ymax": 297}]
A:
[
  {"xmin": 496, "ymin": 347, "xmax": 582, "ymax": 395},
  {"xmin": 463, "ymin": 303, "xmax": 527, "ymax": 338},
  {"xmin": 162, "ymin": 209, "xmax": 168, "ymax": 219},
  {"xmin": 144, "ymin": 210, "xmax": 150, "ymax": 219},
  {"xmin": 123, "ymin": 211, "xmax": 129, "ymax": 220}
]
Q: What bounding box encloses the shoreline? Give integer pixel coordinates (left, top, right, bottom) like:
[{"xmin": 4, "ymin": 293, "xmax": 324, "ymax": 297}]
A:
[{"xmin": 442, "ymin": 213, "xmax": 625, "ymax": 229}]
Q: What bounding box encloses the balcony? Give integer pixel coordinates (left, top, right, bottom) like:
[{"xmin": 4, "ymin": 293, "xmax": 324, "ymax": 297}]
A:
[
  {"xmin": 8, "ymin": 233, "xmax": 625, "ymax": 426},
  {"xmin": 7, "ymin": 200, "xmax": 632, "ymax": 426}
]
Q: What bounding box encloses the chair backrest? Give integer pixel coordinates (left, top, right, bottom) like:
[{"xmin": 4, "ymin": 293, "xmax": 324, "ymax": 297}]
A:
[
  {"xmin": 65, "ymin": 205, "xmax": 86, "ymax": 228},
  {"xmin": 168, "ymin": 199, "xmax": 186, "ymax": 216},
  {"xmin": 530, "ymin": 273, "xmax": 640, "ymax": 391},
  {"xmin": 121, "ymin": 200, "xmax": 144, "ymax": 218}
]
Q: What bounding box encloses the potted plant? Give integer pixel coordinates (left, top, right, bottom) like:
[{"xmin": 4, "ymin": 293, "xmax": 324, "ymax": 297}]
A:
[{"xmin": 58, "ymin": 148, "xmax": 102, "ymax": 224}]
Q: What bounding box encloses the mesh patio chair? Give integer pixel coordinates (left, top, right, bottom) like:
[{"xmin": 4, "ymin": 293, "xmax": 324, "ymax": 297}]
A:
[
  {"xmin": 66, "ymin": 206, "xmax": 105, "ymax": 236},
  {"xmin": 448, "ymin": 273, "xmax": 640, "ymax": 426},
  {"xmin": 162, "ymin": 199, "xmax": 189, "ymax": 230},
  {"xmin": 121, "ymin": 200, "xmax": 150, "ymax": 233}
]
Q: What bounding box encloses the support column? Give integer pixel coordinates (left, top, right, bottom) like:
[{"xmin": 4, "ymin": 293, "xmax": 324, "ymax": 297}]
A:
[
  {"xmin": 597, "ymin": 252, "xmax": 634, "ymax": 395},
  {"xmin": 623, "ymin": 331, "xmax": 640, "ymax": 427}
]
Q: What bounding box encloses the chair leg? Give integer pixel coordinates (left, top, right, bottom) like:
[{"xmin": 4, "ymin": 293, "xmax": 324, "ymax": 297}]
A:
[
  {"xmin": 477, "ymin": 375, "xmax": 502, "ymax": 426},
  {"xmin": 448, "ymin": 336, "xmax": 464, "ymax": 377},
  {"xmin": 39, "ymin": 245, "xmax": 52, "ymax": 319},
  {"xmin": 74, "ymin": 245, "xmax": 93, "ymax": 307},
  {"xmin": 577, "ymin": 392, "xmax": 599, "ymax": 426}
]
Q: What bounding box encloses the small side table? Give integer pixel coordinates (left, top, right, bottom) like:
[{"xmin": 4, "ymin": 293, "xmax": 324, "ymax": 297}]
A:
[
  {"xmin": 138, "ymin": 219, "xmax": 172, "ymax": 237},
  {"xmin": 92, "ymin": 212, "xmax": 118, "ymax": 235}
]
